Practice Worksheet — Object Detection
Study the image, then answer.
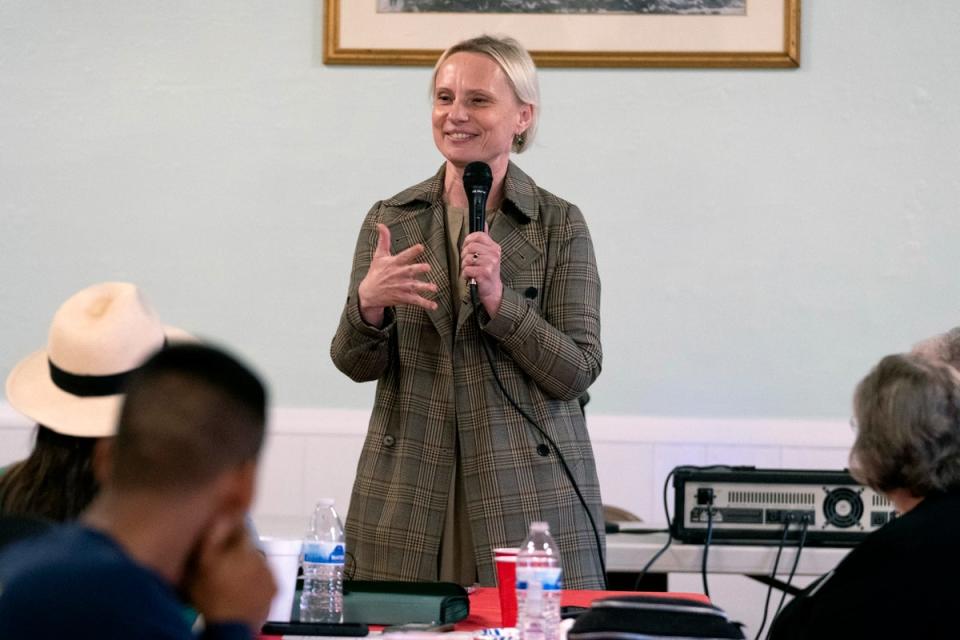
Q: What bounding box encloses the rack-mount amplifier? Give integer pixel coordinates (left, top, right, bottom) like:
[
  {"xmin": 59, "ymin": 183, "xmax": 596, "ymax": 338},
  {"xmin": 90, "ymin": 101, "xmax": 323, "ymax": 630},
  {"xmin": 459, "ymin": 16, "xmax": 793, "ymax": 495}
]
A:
[{"xmin": 673, "ymin": 467, "xmax": 894, "ymax": 546}]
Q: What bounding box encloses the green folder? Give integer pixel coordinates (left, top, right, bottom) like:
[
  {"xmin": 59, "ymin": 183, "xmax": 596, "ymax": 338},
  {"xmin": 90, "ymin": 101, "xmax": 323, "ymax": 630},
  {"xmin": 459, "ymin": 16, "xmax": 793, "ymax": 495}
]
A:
[{"xmin": 293, "ymin": 580, "xmax": 470, "ymax": 625}]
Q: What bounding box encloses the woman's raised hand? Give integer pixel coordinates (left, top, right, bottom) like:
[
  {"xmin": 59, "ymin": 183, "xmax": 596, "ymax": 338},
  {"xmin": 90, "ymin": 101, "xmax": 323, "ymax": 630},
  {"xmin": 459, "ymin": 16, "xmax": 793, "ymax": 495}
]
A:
[{"xmin": 358, "ymin": 223, "xmax": 438, "ymax": 327}]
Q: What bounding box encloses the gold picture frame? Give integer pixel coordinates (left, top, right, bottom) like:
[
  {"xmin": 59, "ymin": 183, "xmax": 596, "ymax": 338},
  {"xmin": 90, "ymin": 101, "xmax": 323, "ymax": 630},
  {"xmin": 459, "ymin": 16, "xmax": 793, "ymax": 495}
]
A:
[{"xmin": 323, "ymin": 0, "xmax": 800, "ymax": 69}]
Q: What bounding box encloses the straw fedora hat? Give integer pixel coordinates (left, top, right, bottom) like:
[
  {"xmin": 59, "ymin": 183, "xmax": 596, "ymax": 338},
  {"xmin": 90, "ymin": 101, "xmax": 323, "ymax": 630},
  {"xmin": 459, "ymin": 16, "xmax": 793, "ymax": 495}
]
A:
[{"xmin": 5, "ymin": 282, "xmax": 190, "ymax": 438}]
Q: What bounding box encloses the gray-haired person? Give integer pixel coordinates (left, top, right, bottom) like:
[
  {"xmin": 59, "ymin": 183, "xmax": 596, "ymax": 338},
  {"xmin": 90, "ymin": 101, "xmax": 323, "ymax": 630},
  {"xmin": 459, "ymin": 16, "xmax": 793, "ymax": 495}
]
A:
[
  {"xmin": 912, "ymin": 325, "xmax": 960, "ymax": 369},
  {"xmin": 769, "ymin": 353, "xmax": 960, "ymax": 639}
]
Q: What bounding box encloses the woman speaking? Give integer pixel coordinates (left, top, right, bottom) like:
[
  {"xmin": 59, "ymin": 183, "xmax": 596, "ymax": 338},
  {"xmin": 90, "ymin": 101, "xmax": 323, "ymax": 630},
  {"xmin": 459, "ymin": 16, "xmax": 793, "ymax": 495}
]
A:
[{"xmin": 331, "ymin": 35, "xmax": 604, "ymax": 589}]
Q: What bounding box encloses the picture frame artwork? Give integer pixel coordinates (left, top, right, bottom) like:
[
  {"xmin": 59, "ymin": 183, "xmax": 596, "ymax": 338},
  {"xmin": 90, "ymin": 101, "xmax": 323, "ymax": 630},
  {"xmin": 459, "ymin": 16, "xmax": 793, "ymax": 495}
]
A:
[{"xmin": 323, "ymin": 0, "xmax": 800, "ymax": 68}]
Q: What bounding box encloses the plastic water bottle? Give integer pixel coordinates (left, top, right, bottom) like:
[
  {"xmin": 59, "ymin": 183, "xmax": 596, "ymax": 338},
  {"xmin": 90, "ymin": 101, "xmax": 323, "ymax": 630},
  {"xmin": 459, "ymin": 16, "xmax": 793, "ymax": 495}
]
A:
[
  {"xmin": 299, "ymin": 499, "xmax": 345, "ymax": 622},
  {"xmin": 516, "ymin": 521, "xmax": 562, "ymax": 640}
]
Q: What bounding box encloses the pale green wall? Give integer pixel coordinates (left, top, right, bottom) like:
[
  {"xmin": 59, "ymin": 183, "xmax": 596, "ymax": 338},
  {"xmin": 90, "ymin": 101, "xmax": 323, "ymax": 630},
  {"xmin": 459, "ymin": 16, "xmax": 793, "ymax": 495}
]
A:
[{"xmin": 2, "ymin": 1, "xmax": 958, "ymax": 417}]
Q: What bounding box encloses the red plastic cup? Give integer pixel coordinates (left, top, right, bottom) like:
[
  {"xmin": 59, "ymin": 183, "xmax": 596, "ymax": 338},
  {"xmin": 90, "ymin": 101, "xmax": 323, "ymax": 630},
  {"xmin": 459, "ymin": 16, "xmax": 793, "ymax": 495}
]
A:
[{"xmin": 494, "ymin": 554, "xmax": 519, "ymax": 627}]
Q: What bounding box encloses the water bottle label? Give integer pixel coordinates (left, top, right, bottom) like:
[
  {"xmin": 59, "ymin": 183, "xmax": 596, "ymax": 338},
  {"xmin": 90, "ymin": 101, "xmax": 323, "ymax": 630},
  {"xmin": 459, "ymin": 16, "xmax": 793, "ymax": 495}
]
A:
[
  {"xmin": 303, "ymin": 541, "xmax": 345, "ymax": 564},
  {"xmin": 515, "ymin": 566, "xmax": 562, "ymax": 591}
]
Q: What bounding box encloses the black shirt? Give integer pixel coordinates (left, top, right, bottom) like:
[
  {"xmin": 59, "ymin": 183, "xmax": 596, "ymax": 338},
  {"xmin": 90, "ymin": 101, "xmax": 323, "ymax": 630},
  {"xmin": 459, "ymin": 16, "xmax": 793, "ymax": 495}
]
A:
[
  {"xmin": 0, "ymin": 524, "xmax": 250, "ymax": 640},
  {"xmin": 769, "ymin": 490, "xmax": 960, "ymax": 639}
]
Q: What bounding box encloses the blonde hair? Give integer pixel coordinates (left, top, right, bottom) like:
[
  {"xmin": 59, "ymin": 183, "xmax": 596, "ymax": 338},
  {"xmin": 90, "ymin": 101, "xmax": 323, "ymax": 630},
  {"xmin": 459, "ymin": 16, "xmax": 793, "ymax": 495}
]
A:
[{"xmin": 431, "ymin": 34, "xmax": 540, "ymax": 153}]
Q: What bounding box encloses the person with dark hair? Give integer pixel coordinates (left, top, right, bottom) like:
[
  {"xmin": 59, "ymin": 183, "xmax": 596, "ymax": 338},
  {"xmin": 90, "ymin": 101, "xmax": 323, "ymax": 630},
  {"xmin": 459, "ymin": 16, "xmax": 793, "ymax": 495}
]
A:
[
  {"xmin": 0, "ymin": 427, "xmax": 98, "ymax": 523},
  {"xmin": 1, "ymin": 282, "xmax": 190, "ymax": 523},
  {"xmin": 0, "ymin": 343, "xmax": 275, "ymax": 640},
  {"xmin": 769, "ymin": 353, "xmax": 960, "ymax": 639},
  {"xmin": 331, "ymin": 34, "xmax": 604, "ymax": 588}
]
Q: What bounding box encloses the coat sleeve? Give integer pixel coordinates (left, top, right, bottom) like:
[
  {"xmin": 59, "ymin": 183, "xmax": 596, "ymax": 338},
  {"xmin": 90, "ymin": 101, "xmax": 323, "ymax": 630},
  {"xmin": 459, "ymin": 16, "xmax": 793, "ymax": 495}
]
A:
[
  {"xmin": 481, "ymin": 203, "xmax": 602, "ymax": 401},
  {"xmin": 330, "ymin": 202, "xmax": 397, "ymax": 383}
]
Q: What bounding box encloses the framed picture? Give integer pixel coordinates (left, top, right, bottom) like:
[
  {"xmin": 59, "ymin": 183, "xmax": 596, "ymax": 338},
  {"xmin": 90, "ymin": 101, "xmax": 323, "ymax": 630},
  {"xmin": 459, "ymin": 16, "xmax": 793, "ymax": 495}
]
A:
[{"xmin": 323, "ymin": 0, "xmax": 800, "ymax": 68}]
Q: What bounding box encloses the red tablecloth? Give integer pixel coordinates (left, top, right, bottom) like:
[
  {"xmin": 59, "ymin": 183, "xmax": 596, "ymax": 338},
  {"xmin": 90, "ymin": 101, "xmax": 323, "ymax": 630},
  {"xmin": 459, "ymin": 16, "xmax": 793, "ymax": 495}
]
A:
[
  {"xmin": 457, "ymin": 587, "xmax": 711, "ymax": 631},
  {"xmin": 259, "ymin": 587, "xmax": 711, "ymax": 637}
]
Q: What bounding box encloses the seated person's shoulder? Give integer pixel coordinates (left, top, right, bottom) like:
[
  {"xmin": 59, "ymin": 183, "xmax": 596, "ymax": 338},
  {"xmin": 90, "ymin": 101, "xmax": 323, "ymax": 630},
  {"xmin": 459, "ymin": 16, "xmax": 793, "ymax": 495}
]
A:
[
  {"xmin": 1, "ymin": 525, "xmax": 129, "ymax": 602},
  {"xmin": 0, "ymin": 525, "xmax": 184, "ymax": 635},
  {"xmin": 866, "ymin": 491, "xmax": 960, "ymax": 557},
  {"xmin": 1, "ymin": 525, "xmax": 118, "ymax": 574},
  {"xmin": 773, "ymin": 492, "xmax": 960, "ymax": 638}
]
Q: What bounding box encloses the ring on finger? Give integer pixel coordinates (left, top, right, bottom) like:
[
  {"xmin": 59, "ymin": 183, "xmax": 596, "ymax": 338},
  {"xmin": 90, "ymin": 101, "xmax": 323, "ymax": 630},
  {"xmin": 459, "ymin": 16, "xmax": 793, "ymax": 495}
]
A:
[{"xmin": 472, "ymin": 252, "xmax": 479, "ymax": 264}]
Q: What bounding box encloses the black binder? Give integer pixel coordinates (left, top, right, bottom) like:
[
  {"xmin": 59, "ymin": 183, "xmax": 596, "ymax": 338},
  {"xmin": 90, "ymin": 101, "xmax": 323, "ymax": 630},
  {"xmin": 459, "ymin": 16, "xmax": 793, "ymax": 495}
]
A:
[{"xmin": 264, "ymin": 579, "xmax": 470, "ymax": 634}]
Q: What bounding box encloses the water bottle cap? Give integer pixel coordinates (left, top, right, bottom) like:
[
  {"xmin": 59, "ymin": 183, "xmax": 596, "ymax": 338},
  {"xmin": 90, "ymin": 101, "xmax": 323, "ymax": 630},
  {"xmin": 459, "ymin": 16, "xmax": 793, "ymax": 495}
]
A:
[
  {"xmin": 316, "ymin": 498, "xmax": 335, "ymax": 507},
  {"xmin": 530, "ymin": 521, "xmax": 549, "ymax": 533}
]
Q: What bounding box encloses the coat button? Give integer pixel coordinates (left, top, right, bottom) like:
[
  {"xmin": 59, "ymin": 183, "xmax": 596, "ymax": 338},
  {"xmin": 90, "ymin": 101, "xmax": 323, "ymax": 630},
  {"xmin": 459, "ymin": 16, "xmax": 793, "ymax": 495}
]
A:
[
  {"xmin": 383, "ymin": 434, "xmax": 396, "ymax": 447},
  {"xmin": 524, "ymin": 287, "xmax": 538, "ymax": 299}
]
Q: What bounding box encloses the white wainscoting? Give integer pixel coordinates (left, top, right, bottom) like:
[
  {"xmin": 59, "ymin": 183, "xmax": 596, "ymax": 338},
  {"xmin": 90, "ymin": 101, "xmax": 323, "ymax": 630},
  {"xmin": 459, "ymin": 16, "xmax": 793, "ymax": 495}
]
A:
[
  {"xmin": 0, "ymin": 403, "xmax": 854, "ymax": 526},
  {"xmin": 0, "ymin": 403, "xmax": 853, "ymax": 635}
]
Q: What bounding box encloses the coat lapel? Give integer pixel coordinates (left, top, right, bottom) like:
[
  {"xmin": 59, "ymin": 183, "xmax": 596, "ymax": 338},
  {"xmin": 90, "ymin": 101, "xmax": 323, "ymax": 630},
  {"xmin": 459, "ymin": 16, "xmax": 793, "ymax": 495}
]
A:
[
  {"xmin": 493, "ymin": 162, "xmax": 544, "ymax": 285},
  {"xmin": 493, "ymin": 212, "xmax": 542, "ymax": 284},
  {"xmin": 385, "ymin": 169, "xmax": 455, "ymax": 341},
  {"xmin": 456, "ymin": 162, "xmax": 544, "ymax": 332}
]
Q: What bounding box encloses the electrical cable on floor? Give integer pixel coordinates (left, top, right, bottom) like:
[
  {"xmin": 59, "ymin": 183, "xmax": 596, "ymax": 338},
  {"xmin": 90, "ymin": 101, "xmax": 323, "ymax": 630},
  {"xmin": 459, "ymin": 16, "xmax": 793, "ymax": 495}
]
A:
[
  {"xmin": 634, "ymin": 467, "xmax": 678, "ymax": 589},
  {"xmin": 701, "ymin": 499, "xmax": 715, "ymax": 599},
  {"xmin": 634, "ymin": 465, "xmax": 737, "ymax": 591},
  {"xmin": 753, "ymin": 522, "xmax": 792, "ymax": 640},
  {"xmin": 770, "ymin": 519, "xmax": 810, "ymax": 631}
]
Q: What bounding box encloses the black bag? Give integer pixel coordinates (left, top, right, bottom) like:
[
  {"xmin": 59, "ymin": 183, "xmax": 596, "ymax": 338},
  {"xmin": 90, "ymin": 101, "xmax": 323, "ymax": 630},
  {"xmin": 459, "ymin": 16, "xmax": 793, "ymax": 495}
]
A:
[{"xmin": 568, "ymin": 595, "xmax": 745, "ymax": 640}]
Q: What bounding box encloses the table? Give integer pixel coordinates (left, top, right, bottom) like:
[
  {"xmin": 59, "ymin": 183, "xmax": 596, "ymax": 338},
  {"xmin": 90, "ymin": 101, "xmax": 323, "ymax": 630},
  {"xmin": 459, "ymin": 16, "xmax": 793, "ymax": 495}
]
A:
[
  {"xmin": 458, "ymin": 586, "xmax": 709, "ymax": 631},
  {"xmin": 259, "ymin": 587, "xmax": 710, "ymax": 640},
  {"xmin": 606, "ymin": 532, "xmax": 851, "ymax": 578},
  {"xmin": 255, "ymin": 517, "xmax": 851, "ymax": 580},
  {"xmin": 260, "ymin": 586, "xmax": 711, "ymax": 638}
]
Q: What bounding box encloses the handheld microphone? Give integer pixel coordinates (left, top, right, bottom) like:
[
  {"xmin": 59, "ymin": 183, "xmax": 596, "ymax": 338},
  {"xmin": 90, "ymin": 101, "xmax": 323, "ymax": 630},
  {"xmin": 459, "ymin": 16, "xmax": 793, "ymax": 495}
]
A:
[
  {"xmin": 463, "ymin": 161, "xmax": 492, "ymax": 234},
  {"xmin": 463, "ymin": 162, "xmax": 493, "ymax": 288}
]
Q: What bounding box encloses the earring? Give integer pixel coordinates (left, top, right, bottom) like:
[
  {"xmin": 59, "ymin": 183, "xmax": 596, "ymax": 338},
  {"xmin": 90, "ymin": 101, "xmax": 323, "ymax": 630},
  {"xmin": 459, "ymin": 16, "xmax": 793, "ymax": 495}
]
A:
[{"xmin": 514, "ymin": 132, "xmax": 525, "ymax": 148}]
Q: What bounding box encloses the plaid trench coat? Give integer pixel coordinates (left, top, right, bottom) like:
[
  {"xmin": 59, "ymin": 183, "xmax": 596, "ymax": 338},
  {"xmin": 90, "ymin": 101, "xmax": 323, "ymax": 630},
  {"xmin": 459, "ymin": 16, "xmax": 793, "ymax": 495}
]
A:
[{"xmin": 331, "ymin": 162, "xmax": 605, "ymax": 589}]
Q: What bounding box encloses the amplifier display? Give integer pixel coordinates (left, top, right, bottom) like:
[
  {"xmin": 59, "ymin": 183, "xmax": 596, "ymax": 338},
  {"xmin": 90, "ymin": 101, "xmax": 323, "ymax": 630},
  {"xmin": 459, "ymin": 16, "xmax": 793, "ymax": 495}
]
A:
[{"xmin": 673, "ymin": 467, "xmax": 894, "ymax": 546}]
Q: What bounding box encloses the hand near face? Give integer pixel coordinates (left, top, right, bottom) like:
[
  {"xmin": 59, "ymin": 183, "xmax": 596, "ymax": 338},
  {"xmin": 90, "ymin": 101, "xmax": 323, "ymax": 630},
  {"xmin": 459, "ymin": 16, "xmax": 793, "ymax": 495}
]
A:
[
  {"xmin": 358, "ymin": 223, "xmax": 439, "ymax": 327},
  {"xmin": 461, "ymin": 228, "xmax": 503, "ymax": 318},
  {"xmin": 185, "ymin": 516, "xmax": 277, "ymax": 633}
]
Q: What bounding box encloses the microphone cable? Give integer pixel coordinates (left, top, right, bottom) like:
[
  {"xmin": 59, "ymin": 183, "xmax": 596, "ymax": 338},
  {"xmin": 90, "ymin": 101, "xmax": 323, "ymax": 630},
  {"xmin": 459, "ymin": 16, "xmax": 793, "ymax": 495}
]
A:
[{"xmin": 470, "ymin": 286, "xmax": 607, "ymax": 588}]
